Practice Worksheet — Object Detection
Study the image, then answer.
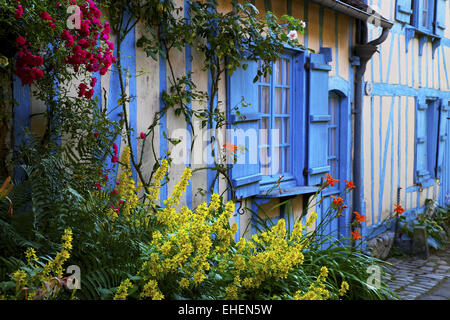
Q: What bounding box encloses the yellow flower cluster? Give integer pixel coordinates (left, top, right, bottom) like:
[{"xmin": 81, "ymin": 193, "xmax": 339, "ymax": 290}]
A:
[
  {"xmin": 179, "ymin": 277, "xmax": 190, "ymax": 289},
  {"xmin": 137, "ymin": 179, "xmax": 239, "ymax": 298},
  {"xmin": 113, "ymin": 278, "xmax": 132, "ymax": 300},
  {"xmin": 228, "ymin": 219, "xmax": 306, "ymax": 296},
  {"xmin": 9, "ymin": 229, "xmax": 73, "ymax": 299},
  {"xmin": 25, "ymin": 248, "xmax": 38, "ymax": 266},
  {"xmin": 140, "ymin": 280, "xmax": 164, "ymax": 300},
  {"xmin": 306, "ymin": 211, "xmax": 318, "ymax": 228},
  {"xmin": 155, "ymin": 167, "xmax": 192, "ymax": 227},
  {"xmin": 339, "ymin": 281, "xmax": 350, "ymax": 297},
  {"xmin": 12, "ymin": 270, "xmax": 27, "ymax": 293},
  {"xmin": 293, "ymin": 266, "xmax": 330, "ymax": 300},
  {"xmin": 147, "ymin": 159, "xmax": 169, "ymax": 207},
  {"xmin": 42, "ymin": 228, "xmax": 73, "ymax": 279},
  {"xmin": 116, "ymin": 146, "xmax": 142, "ymax": 217}
]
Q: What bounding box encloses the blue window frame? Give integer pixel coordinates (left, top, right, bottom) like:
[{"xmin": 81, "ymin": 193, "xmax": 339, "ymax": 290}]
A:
[
  {"xmin": 396, "ymin": 0, "xmax": 446, "ymax": 36},
  {"xmin": 415, "ymin": 97, "xmax": 440, "ymax": 185},
  {"xmin": 426, "ymin": 99, "xmax": 440, "ymax": 178},
  {"xmin": 257, "ymin": 56, "xmax": 294, "ymax": 188},
  {"xmin": 328, "ymin": 92, "xmax": 341, "ymax": 186},
  {"xmin": 227, "ymin": 48, "xmax": 332, "ymax": 200},
  {"xmin": 414, "ymin": 0, "xmax": 435, "ymax": 32}
]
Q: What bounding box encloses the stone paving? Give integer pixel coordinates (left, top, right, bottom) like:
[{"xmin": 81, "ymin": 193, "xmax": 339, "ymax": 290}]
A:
[{"xmin": 383, "ymin": 246, "xmax": 450, "ymax": 300}]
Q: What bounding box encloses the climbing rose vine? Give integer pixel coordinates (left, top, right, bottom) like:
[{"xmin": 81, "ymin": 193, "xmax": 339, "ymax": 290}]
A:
[{"xmin": 9, "ymin": 0, "xmax": 114, "ymax": 96}]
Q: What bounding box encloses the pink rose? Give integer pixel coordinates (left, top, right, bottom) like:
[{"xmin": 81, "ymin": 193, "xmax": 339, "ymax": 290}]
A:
[
  {"xmin": 15, "ymin": 5, "xmax": 23, "ymax": 19},
  {"xmin": 16, "ymin": 36, "xmax": 26, "ymax": 47}
]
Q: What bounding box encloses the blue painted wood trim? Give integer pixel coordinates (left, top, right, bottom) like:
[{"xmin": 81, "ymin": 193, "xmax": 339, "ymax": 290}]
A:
[
  {"xmin": 185, "ymin": 0, "xmax": 192, "ymax": 209},
  {"xmin": 385, "ymin": 33, "xmax": 395, "ymax": 84},
  {"xmin": 12, "ymin": 76, "xmax": 31, "ymax": 181},
  {"xmin": 159, "ymin": 50, "xmax": 168, "ymax": 201},
  {"xmin": 441, "ymin": 45, "xmax": 449, "ymax": 90},
  {"xmin": 93, "ymin": 71, "xmax": 102, "ymax": 111},
  {"xmin": 378, "ymin": 98, "xmax": 394, "ymax": 223},
  {"xmin": 370, "ymin": 83, "xmax": 450, "ymax": 98},
  {"xmin": 124, "ymin": 17, "xmax": 138, "ymax": 183},
  {"xmin": 329, "ymin": 76, "xmax": 350, "ymax": 97},
  {"xmin": 310, "ymin": 63, "xmax": 332, "ymax": 71},
  {"xmin": 232, "ymin": 173, "xmax": 262, "ymax": 188},
  {"xmin": 230, "ymin": 113, "xmax": 261, "ymax": 123},
  {"xmin": 106, "ymin": 39, "xmax": 122, "ymax": 181},
  {"xmin": 310, "ymin": 114, "xmax": 331, "ymax": 122}
]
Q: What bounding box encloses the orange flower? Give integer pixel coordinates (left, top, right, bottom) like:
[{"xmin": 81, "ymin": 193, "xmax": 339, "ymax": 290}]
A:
[
  {"xmin": 344, "ymin": 180, "xmax": 356, "ymax": 190},
  {"xmin": 324, "ymin": 173, "xmax": 339, "ymax": 187},
  {"xmin": 394, "ymin": 204, "xmax": 405, "ymax": 215},
  {"xmin": 336, "ymin": 204, "xmax": 347, "ymax": 217},
  {"xmin": 354, "ymin": 211, "xmax": 367, "ymax": 224},
  {"xmin": 351, "ymin": 229, "xmax": 363, "ymax": 241},
  {"xmin": 223, "ymin": 142, "xmax": 240, "ymax": 154},
  {"xmin": 331, "ymin": 195, "xmax": 344, "ymax": 208}
]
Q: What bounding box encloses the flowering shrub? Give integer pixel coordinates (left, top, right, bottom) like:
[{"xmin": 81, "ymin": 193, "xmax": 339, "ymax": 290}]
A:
[
  {"xmin": 6, "ymin": 0, "xmax": 114, "ymax": 89},
  {"xmin": 107, "ymin": 165, "xmax": 385, "ymax": 300},
  {"xmin": 0, "ymin": 0, "xmax": 397, "ymax": 301},
  {"xmin": 0, "ymin": 229, "xmax": 73, "ymax": 300}
]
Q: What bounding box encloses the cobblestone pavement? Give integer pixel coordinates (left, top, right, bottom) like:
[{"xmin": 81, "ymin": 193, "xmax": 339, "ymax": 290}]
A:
[{"xmin": 383, "ymin": 246, "xmax": 450, "ymax": 300}]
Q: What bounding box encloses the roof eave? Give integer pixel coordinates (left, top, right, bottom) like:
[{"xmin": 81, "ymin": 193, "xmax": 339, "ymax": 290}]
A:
[{"xmin": 310, "ymin": 0, "xmax": 394, "ymax": 29}]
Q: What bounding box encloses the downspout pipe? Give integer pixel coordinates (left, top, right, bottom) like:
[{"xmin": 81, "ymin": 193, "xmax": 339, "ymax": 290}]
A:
[{"xmin": 352, "ymin": 23, "xmax": 391, "ymax": 236}]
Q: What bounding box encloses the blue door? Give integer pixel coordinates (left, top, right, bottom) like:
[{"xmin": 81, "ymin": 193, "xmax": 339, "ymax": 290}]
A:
[{"xmin": 441, "ymin": 116, "xmax": 450, "ymax": 206}]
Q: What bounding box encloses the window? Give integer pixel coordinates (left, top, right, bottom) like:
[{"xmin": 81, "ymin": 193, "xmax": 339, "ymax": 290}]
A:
[
  {"xmin": 258, "ymin": 57, "xmax": 293, "ymax": 187},
  {"xmin": 414, "ymin": 97, "xmax": 448, "ymax": 185},
  {"xmin": 227, "ymin": 49, "xmax": 332, "ymax": 199},
  {"xmin": 425, "ymin": 99, "xmax": 440, "ymax": 178},
  {"xmin": 328, "ymin": 92, "xmax": 341, "ymax": 183},
  {"xmin": 414, "ymin": 0, "xmax": 435, "ymax": 32},
  {"xmin": 396, "ymin": 0, "xmax": 446, "ymax": 36}
]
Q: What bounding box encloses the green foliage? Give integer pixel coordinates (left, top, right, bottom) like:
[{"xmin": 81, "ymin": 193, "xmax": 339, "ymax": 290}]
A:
[{"xmin": 1, "ymin": 0, "xmax": 397, "ymax": 301}]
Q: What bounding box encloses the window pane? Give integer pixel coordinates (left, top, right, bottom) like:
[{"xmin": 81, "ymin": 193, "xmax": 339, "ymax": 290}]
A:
[
  {"xmin": 328, "ymin": 94, "xmax": 340, "ymax": 181},
  {"xmin": 285, "ymin": 147, "xmax": 290, "ymax": 173},
  {"xmin": 329, "ymin": 159, "xmax": 337, "ymax": 178},
  {"xmin": 261, "ymin": 86, "xmax": 269, "ymax": 114},
  {"xmin": 260, "ymin": 148, "xmax": 269, "ymax": 176},
  {"xmin": 274, "ymin": 59, "xmax": 282, "ymax": 85},
  {"xmin": 275, "ymin": 88, "xmax": 282, "ymax": 114},
  {"xmin": 284, "ymin": 118, "xmax": 290, "ymax": 143},
  {"xmin": 260, "ymin": 118, "xmax": 269, "ymax": 146},
  {"xmin": 422, "ymin": 11, "xmax": 427, "ymax": 27},
  {"xmin": 328, "ymin": 128, "xmax": 337, "ymax": 156},
  {"xmin": 275, "ymin": 118, "xmax": 282, "ymax": 143},
  {"xmin": 284, "ymin": 88, "xmax": 290, "ymax": 114},
  {"xmin": 272, "ymin": 146, "xmax": 281, "ymax": 175},
  {"xmin": 259, "ymin": 60, "xmax": 269, "ymax": 83},
  {"xmin": 283, "ymin": 59, "xmax": 290, "ymax": 85}
]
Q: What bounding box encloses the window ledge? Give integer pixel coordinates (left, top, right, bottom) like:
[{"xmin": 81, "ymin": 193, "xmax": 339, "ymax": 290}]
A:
[
  {"xmin": 255, "ymin": 186, "xmax": 319, "ymax": 199},
  {"xmin": 405, "ymin": 26, "xmax": 441, "ymax": 57}
]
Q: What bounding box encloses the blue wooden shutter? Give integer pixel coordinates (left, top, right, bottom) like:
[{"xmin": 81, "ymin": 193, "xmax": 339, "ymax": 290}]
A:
[
  {"xmin": 396, "ymin": 0, "xmax": 413, "ymax": 23},
  {"xmin": 228, "ymin": 61, "xmax": 262, "ymax": 199},
  {"xmin": 434, "ymin": 0, "xmax": 447, "ymax": 37},
  {"xmin": 415, "ymin": 97, "xmax": 430, "ymax": 183},
  {"xmin": 437, "ymin": 99, "xmax": 449, "ymax": 178},
  {"xmin": 306, "ymin": 53, "xmax": 332, "ymax": 186}
]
